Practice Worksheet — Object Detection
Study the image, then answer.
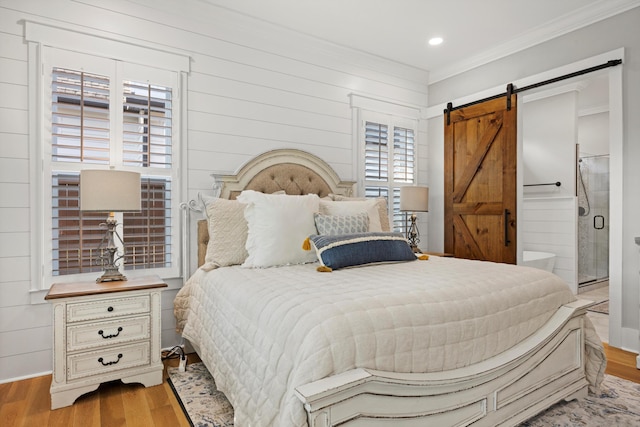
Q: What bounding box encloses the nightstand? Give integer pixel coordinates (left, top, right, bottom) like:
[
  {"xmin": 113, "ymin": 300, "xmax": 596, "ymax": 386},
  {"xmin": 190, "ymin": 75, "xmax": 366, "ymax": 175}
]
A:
[{"xmin": 45, "ymin": 275, "xmax": 167, "ymax": 409}]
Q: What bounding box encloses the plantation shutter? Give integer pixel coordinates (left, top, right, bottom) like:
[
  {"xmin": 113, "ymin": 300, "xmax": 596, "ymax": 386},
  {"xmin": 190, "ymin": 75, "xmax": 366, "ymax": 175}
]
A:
[
  {"xmin": 393, "ymin": 127, "xmax": 415, "ymax": 183},
  {"xmin": 362, "ymin": 117, "xmax": 417, "ymax": 233},
  {"xmin": 364, "ymin": 121, "xmax": 388, "ymax": 181},
  {"xmin": 122, "ymin": 81, "xmax": 172, "ymax": 169},
  {"xmin": 52, "ymin": 173, "xmax": 107, "ymax": 275},
  {"xmin": 121, "ymin": 79, "xmax": 173, "ymax": 271},
  {"xmin": 51, "ymin": 68, "xmax": 110, "ymax": 164},
  {"xmin": 124, "ymin": 177, "xmax": 172, "ymax": 270}
]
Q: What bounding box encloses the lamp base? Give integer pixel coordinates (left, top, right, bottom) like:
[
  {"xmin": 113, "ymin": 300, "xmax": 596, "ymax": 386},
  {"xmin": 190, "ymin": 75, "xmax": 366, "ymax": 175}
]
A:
[
  {"xmin": 406, "ymin": 213, "xmax": 421, "ymax": 253},
  {"xmin": 96, "ymin": 267, "xmax": 128, "ymax": 283},
  {"xmin": 408, "ymin": 244, "xmax": 421, "ymax": 254},
  {"xmin": 95, "ymin": 216, "xmax": 128, "ymax": 283}
]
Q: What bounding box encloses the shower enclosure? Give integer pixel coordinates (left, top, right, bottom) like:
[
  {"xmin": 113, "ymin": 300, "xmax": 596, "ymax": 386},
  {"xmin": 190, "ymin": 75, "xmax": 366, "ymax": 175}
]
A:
[{"xmin": 577, "ymin": 155, "xmax": 609, "ymax": 286}]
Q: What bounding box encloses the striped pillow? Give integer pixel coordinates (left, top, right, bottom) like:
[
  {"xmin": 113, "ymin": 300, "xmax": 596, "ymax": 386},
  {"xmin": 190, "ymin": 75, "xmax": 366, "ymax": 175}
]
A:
[{"xmin": 308, "ymin": 232, "xmax": 416, "ymax": 271}]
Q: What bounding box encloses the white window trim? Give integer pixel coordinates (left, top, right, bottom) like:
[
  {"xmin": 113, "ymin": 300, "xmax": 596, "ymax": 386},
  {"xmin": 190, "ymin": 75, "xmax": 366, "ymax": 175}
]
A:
[
  {"xmin": 26, "ymin": 22, "xmax": 190, "ymax": 302},
  {"xmin": 350, "ymin": 92, "xmax": 421, "ymax": 178},
  {"xmin": 349, "ymin": 91, "xmax": 424, "ymax": 194}
]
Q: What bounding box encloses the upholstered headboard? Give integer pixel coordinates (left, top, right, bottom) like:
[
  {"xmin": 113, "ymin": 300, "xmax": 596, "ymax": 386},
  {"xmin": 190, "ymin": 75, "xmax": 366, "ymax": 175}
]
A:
[{"xmin": 196, "ymin": 149, "xmax": 355, "ymax": 267}]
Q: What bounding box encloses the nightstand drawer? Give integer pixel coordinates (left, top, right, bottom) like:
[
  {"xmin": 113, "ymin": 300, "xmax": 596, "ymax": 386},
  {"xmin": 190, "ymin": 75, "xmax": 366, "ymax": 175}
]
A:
[
  {"xmin": 67, "ymin": 295, "xmax": 150, "ymax": 323},
  {"xmin": 67, "ymin": 342, "xmax": 150, "ymax": 381},
  {"xmin": 67, "ymin": 315, "xmax": 151, "ymax": 352}
]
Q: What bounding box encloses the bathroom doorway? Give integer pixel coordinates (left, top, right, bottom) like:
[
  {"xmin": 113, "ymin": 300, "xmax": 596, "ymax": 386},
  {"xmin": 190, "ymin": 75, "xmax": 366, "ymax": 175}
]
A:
[{"xmin": 577, "ymin": 155, "xmax": 610, "ymax": 286}]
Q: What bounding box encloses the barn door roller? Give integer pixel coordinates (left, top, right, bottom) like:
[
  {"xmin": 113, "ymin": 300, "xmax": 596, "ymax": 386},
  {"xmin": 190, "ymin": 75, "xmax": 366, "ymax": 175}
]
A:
[{"xmin": 506, "ymin": 83, "xmax": 514, "ymax": 111}]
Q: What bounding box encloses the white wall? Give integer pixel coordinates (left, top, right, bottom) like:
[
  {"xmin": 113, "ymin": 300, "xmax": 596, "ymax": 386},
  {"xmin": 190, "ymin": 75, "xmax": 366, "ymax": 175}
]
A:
[
  {"xmin": 520, "ymin": 91, "xmax": 579, "ymax": 291},
  {"xmin": 522, "ymin": 91, "xmax": 577, "ymax": 198},
  {"xmin": 578, "ymin": 112, "xmax": 609, "ymax": 156},
  {"xmin": 0, "ymin": 0, "xmax": 428, "ymax": 382},
  {"xmin": 427, "ymin": 7, "xmax": 640, "ymax": 352}
]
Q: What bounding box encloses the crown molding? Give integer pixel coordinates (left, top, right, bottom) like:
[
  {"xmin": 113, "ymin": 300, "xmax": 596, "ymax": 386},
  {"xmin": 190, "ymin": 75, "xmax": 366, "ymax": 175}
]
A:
[{"xmin": 429, "ymin": 0, "xmax": 640, "ymax": 84}]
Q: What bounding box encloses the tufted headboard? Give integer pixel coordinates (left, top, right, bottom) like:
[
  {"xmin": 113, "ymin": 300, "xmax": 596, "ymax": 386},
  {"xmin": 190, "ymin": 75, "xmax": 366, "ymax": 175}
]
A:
[{"xmin": 196, "ymin": 149, "xmax": 355, "ymax": 267}]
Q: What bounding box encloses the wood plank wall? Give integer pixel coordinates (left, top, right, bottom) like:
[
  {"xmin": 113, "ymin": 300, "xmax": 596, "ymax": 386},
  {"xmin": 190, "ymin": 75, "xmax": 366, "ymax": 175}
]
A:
[{"xmin": 0, "ymin": 0, "xmax": 429, "ymax": 382}]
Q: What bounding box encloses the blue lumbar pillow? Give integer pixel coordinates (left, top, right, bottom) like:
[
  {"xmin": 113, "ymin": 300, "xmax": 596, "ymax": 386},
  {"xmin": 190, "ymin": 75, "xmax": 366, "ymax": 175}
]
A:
[{"xmin": 304, "ymin": 232, "xmax": 422, "ymax": 272}]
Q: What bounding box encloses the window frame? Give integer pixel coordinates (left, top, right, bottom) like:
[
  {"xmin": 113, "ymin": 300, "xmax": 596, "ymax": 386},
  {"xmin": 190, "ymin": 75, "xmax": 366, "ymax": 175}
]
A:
[
  {"xmin": 360, "ymin": 111, "xmax": 418, "ymax": 233},
  {"xmin": 25, "ymin": 22, "xmax": 189, "ymax": 294},
  {"xmin": 349, "ymin": 95, "xmax": 424, "ymax": 212}
]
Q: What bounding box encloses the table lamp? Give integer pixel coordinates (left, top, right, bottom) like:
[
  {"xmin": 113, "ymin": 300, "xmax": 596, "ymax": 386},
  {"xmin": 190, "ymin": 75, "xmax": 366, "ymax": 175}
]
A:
[
  {"xmin": 400, "ymin": 186, "xmax": 429, "ymax": 253},
  {"xmin": 80, "ymin": 169, "xmax": 141, "ymax": 282}
]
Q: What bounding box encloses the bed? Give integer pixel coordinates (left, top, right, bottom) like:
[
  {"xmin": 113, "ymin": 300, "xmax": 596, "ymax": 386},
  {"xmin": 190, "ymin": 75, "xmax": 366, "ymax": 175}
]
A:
[{"xmin": 175, "ymin": 149, "xmax": 606, "ymax": 427}]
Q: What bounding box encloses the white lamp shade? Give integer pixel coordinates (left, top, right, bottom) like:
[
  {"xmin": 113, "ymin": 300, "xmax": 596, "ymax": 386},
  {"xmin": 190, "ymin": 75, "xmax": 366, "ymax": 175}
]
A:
[
  {"xmin": 80, "ymin": 170, "xmax": 141, "ymax": 212},
  {"xmin": 400, "ymin": 186, "xmax": 429, "ymax": 212}
]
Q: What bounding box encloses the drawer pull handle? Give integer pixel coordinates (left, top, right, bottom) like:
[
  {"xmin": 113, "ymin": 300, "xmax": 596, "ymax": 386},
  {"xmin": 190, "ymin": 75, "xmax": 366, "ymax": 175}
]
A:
[
  {"xmin": 107, "ymin": 306, "xmax": 114, "ymax": 312},
  {"xmin": 98, "ymin": 327, "xmax": 123, "ymax": 339},
  {"xmin": 98, "ymin": 354, "xmax": 123, "ymax": 366}
]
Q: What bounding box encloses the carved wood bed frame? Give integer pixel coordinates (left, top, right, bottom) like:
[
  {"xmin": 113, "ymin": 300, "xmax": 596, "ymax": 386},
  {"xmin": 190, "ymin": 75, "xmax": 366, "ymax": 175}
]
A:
[{"xmin": 189, "ymin": 149, "xmax": 594, "ymax": 426}]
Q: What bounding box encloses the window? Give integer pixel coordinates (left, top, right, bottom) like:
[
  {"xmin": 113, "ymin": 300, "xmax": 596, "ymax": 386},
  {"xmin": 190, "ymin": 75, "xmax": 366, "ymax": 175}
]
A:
[
  {"xmin": 361, "ymin": 113, "xmax": 417, "ymax": 233},
  {"xmin": 43, "ymin": 48, "xmax": 179, "ymax": 284}
]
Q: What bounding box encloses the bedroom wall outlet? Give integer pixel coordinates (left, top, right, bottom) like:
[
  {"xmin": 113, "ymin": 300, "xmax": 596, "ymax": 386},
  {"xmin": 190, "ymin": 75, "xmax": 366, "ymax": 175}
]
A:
[{"xmin": 179, "ymin": 354, "xmax": 187, "ymax": 372}]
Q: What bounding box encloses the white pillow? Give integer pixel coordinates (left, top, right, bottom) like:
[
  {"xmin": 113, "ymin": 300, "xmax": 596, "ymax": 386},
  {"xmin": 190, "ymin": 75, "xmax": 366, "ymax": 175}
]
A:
[
  {"xmin": 203, "ymin": 197, "xmax": 248, "ymax": 268},
  {"xmin": 318, "ymin": 199, "xmax": 383, "ymax": 232},
  {"xmin": 236, "ymin": 190, "xmax": 320, "ymax": 268},
  {"xmin": 330, "ymin": 194, "xmax": 391, "ymax": 232}
]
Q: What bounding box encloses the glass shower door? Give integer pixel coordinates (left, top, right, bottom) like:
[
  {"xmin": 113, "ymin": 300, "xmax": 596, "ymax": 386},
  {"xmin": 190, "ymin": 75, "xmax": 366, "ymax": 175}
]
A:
[{"xmin": 577, "ymin": 155, "xmax": 609, "ymax": 285}]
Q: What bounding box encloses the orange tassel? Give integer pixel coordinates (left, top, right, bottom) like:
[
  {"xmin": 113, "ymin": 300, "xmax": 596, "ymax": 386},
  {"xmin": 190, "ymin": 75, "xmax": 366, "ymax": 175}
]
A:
[
  {"xmin": 418, "ymin": 254, "xmax": 429, "ymax": 260},
  {"xmin": 317, "ymin": 265, "xmax": 333, "ymax": 272},
  {"xmin": 302, "ymin": 237, "xmax": 311, "ymax": 251}
]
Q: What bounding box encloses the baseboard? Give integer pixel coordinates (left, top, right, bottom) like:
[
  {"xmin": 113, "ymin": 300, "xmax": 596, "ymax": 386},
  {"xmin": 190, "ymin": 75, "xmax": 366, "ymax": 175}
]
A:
[{"xmin": 0, "ymin": 370, "xmax": 52, "ymax": 384}]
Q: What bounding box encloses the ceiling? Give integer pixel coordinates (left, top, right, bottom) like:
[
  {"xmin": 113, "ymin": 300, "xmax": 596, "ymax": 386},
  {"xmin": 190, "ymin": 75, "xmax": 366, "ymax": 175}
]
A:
[{"xmin": 201, "ymin": 0, "xmax": 639, "ymax": 82}]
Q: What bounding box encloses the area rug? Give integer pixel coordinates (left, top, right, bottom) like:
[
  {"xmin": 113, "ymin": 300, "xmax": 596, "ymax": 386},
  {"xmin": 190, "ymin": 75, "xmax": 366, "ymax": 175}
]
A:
[
  {"xmin": 588, "ymin": 300, "xmax": 610, "ymax": 315},
  {"xmin": 167, "ymin": 363, "xmax": 640, "ymax": 426}
]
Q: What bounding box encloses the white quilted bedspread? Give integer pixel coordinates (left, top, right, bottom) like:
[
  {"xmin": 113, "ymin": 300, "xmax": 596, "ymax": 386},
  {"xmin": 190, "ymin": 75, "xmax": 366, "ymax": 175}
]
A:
[{"xmin": 176, "ymin": 256, "xmax": 602, "ymax": 427}]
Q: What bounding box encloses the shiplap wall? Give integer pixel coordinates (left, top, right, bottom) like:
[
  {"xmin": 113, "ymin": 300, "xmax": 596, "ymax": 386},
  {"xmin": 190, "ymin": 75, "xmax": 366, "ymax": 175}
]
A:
[
  {"xmin": 521, "ymin": 198, "xmax": 578, "ymax": 292},
  {"xmin": 0, "ymin": 0, "xmax": 428, "ymax": 382}
]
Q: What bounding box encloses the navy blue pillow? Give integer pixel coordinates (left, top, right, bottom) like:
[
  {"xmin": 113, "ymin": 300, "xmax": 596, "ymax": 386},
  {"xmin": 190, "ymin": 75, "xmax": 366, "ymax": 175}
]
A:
[{"xmin": 308, "ymin": 232, "xmax": 416, "ymax": 271}]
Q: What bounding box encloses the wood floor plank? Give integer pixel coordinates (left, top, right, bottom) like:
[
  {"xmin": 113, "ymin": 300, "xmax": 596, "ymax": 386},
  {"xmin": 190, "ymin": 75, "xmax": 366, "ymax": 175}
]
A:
[
  {"xmin": 163, "ymin": 381, "xmax": 191, "ymax": 426},
  {"xmin": 20, "ymin": 375, "xmax": 51, "ymax": 427},
  {"xmin": 144, "ymin": 381, "xmax": 173, "ymax": 411},
  {"xmin": 71, "ymin": 388, "xmax": 100, "ymax": 427},
  {"xmin": 4, "ymin": 378, "xmax": 30, "ymax": 403},
  {"xmin": 603, "ymin": 343, "xmax": 640, "ymax": 384},
  {"xmin": 48, "ymin": 404, "xmax": 75, "ymax": 427},
  {"xmin": 0, "ymin": 381, "xmax": 13, "ymax": 405},
  {"xmin": 122, "ymin": 383, "xmax": 154, "ymax": 427},
  {"xmin": 149, "ymin": 402, "xmax": 187, "ymax": 427},
  {"xmin": 0, "ymin": 380, "xmax": 31, "ymax": 426},
  {"xmin": 99, "ymin": 381, "xmax": 127, "ymax": 426},
  {"xmin": 0, "ymin": 401, "xmax": 25, "ymax": 427}
]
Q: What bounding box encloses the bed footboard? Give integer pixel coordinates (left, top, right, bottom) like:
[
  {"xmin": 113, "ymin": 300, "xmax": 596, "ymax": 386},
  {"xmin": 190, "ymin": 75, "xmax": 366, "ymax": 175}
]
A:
[{"xmin": 295, "ymin": 300, "xmax": 592, "ymax": 427}]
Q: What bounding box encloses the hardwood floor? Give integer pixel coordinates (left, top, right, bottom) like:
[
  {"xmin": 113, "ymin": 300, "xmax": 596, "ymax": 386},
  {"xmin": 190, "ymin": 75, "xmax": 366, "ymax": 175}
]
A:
[
  {"xmin": 603, "ymin": 343, "xmax": 640, "ymax": 384},
  {"xmin": 1, "ymin": 347, "xmax": 638, "ymax": 426},
  {"xmin": 0, "ymin": 353, "xmax": 200, "ymax": 427}
]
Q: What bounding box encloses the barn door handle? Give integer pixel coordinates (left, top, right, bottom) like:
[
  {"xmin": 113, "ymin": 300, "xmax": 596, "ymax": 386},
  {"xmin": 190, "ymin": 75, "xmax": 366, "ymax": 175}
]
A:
[
  {"xmin": 594, "ymin": 215, "xmax": 605, "ymax": 230},
  {"xmin": 504, "ymin": 209, "xmax": 511, "ymax": 247}
]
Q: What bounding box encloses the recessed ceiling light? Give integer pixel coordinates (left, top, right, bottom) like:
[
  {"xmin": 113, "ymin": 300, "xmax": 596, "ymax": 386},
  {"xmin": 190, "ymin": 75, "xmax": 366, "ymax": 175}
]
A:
[{"xmin": 428, "ymin": 37, "xmax": 443, "ymax": 46}]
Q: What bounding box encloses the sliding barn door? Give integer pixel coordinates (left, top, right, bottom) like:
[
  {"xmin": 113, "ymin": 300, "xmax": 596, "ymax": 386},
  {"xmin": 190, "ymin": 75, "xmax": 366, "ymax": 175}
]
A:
[{"xmin": 444, "ymin": 96, "xmax": 517, "ymax": 264}]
